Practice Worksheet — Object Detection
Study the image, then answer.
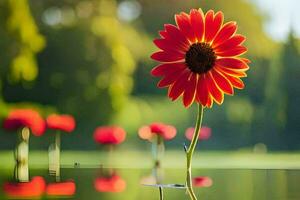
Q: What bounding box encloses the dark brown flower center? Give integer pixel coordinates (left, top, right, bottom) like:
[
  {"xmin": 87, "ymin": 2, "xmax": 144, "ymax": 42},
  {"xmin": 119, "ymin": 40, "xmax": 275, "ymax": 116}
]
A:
[{"xmin": 185, "ymin": 43, "xmax": 216, "ymax": 74}]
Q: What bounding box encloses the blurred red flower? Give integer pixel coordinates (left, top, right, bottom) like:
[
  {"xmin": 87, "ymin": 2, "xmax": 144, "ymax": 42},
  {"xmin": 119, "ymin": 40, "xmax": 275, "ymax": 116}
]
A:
[
  {"xmin": 93, "ymin": 126, "xmax": 126, "ymax": 145},
  {"xmin": 193, "ymin": 176, "xmax": 213, "ymax": 187},
  {"xmin": 3, "ymin": 109, "xmax": 46, "ymax": 136},
  {"xmin": 46, "ymin": 114, "xmax": 76, "ymax": 132},
  {"xmin": 138, "ymin": 122, "xmax": 177, "ymax": 141},
  {"xmin": 94, "ymin": 175, "xmax": 126, "ymax": 193},
  {"xmin": 185, "ymin": 126, "xmax": 211, "ymax": 141},
  {"xmin": 46, "ymin": 181, "xmax": 76, "ymax": 196},
  {"xmin": 3, "ymin": 176, "xmax": 46, "ymax": 198},
  {"xmin": 151, "ymin": 9, "xmax": 249, "ymax": 108}
]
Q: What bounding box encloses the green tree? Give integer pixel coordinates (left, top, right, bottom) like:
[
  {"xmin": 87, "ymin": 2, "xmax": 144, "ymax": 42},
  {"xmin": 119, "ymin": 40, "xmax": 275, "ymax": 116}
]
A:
[{"xmin": 281, "ymin": 33, "xmax": 300, "ymax": 149}]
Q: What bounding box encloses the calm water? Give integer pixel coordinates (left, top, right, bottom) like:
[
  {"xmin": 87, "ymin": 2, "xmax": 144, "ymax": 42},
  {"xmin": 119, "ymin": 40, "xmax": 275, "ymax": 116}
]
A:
[{"xmin": 0, "ymin": 167, "xmax": 299, "ymax": 200}]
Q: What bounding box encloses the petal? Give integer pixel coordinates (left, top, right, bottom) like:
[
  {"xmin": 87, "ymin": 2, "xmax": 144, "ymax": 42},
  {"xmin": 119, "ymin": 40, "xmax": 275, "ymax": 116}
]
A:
[
  {"xmin": 214, "ymin": 34, "xmax": 246, "ymax": 52},
  {"xmin": 168, "ymin": 70, "xmax": 191, "ymax": 101},
  {"xmin": 175, "ymin": 12, "xmax": 196, "ymax": 43},
  {"xmin": 183, "ymin": 73, "xmax": 197, "ymax": 107},
  {"xmin": 222, "ymin": 73, "xmax": 245, "ymax": 89},
  {"xmin": 157, "ymin": 68, "xmax": 186, "ymax": 87},
  {"xmin": 205, "ymin": 11, "xmax": 223, "ymax": 43},
  {"xmin": 216, "ymin": 57, "xmax": 249, "ymax": 70},
  {"xmin": 153, "ymin": 39, "xmax": 186, "ymax": 54},
  {"xmin": 211, "ymin": 69, "xmax": 233, "ymax": 95},
  {"xmin": 212, "ymin": 22, "xmax": 237, "ymax": 47},
  {"xmin": 157, "ymin": 37, "xmax": 189, "ymax": 53},
  {"xmin": 151, "ymin": 63, "xmax": 186, "ymax": 76},
  {"xmin": 151, "ymin": 51, "xmax": 185, "ymax": 62},
  {"xmin": 206, "ymin": 72, "xmax": 224, "ymax": 104},
  {"xmin": 215, "ymin": 65, "xmax": 247, "ymax": 77},
  {"xmin": 164, "ymin": 24, "xmax": 190, "ymax": 50},
  {"xmin": 159, "ymin": 30, "xmax": 168, "ymax": 38},
  {"xmin": 206, "ymin": 94, "xmax": 213, "ymax": 108},
  {"xmin": 241, "ymin": 58, "xmax": 251, "ymax": 64},
  {"xmin": 195, "ymin": 74, "xmax": 209, "ymax": 106},
  {"xmin": 217, "ymin": 46, "xmax": 247, "ymax": 57},
  {"xmin": 190, "ymin": 9, "xmax": 205, "ymax": 42}
]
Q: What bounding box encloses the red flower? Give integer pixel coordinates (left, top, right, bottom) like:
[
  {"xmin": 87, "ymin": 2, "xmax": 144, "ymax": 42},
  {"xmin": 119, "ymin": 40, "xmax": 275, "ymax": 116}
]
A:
[
  {"xmin": 3, "ymin": 176, "xmax": 46, "ymax": 198},
  {"xmin": 138, "ymin": 122, "xmax": 177, "ymax": 141},
  {"xmin": 185, "ymin": 126, "xmax": 211, "ymax": 141},
  {"xmin": 46, "ymin": 114, "xmax": 76, "ymax": 132},
  {"xmin": 46, "ymin": 181, "xmax": 76, "ymax": 196},
  {"xmin": 151, "ymin": 9, "xmax": 250, "ymax": 108},
  {"xmin": 93, "ymin": 126, "xmax": 126, "ymax": 145},
  {"xmin": 193, "ymin": 176, "xmax": 213, "ymax": 187},
  {"xmin": 3, "ymin": 109, "xmax": 46, "ymax": 136},
  {"xmin": 94, "ymin": 175, "xmax": 126, "ymax": 193}
]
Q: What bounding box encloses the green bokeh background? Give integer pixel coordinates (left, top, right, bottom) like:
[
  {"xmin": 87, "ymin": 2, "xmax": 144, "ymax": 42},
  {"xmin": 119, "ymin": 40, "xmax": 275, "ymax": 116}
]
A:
[{"xmin": 0, "ymin": 0, "xmax": 299, "ymax": 151}]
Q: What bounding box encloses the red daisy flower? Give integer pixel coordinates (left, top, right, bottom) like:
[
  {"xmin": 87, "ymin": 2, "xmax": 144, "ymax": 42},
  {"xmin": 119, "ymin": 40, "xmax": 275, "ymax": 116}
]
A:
[
  {"xmin": 3, "ymin": 109, "xmax": 46, "ymax": 136},
  {"xmin": 193, "ymin": 176, "xmax": 213, "ymax": 187},
  {"xmin": 3, "ymin": 176, "xmax": 46, "ymax": 198},
  {"xmin": 138, "ymin": 122, "xmax": 177, "ymax": 141},
  {"xmin": 93, "ymin": 126, "xmax": 126, "ymax": 145},
  {"xmin": 46, "ymin": 181, "xmax": 76, "ymax": 196},
  {"xmin": 46, "ymin": 114, "xmax": 76, "ymax": 133},
  {"xmin": 151, "ymin": 9, "xmax": 250, "ymax": 108},
  {"xmin": 185, "ymin": 126, "xmax": 211, "ymax": 141},
  {"xmin": 94, "ymin": 175, "xmax": 126, "ymax": 193}
]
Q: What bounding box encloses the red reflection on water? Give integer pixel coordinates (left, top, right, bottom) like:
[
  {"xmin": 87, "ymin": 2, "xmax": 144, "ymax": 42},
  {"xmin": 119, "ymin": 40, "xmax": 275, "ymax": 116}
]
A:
[
  {"xmin": 3, "ymin": 109, "xmax": 46, "ymax": 136},
  {"xmin": 93, "ymin": 126, "xmax": 126, "ymax": 145},
  {"xmin": 185, "ymin": 126, "xmax": 211, "ymax": 141},
  {"xmin": 46, "ymin": 180, "xmax": 76, "ymax": 196},
  {"xmin": 138, "ymin": 122, "xmax": 177, "ymax": 141},
  {"xmin": 3, "ymin": 176, "xmax": 46, "ymax": 198},
  {"xmin": 193, "ymin": 176, "xmax": 213, "ymax": 187},
  {"xmin": 46, "ymin": 114, "xmax": 76, "ymax": 132},
  {"xmin": 94, "ymin": 174, "xmax": 126, "ymax": 193}
]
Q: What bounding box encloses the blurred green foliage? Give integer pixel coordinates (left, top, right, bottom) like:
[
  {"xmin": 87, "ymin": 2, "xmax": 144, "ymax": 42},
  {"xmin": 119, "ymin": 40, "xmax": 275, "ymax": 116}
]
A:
[
  {"xmin": 0, "ymin": 0, "xmax": 45, "ymax": 83},
  {"xmin": 0, "ymin": 0, "xmax": 299, "ymax": 150}
]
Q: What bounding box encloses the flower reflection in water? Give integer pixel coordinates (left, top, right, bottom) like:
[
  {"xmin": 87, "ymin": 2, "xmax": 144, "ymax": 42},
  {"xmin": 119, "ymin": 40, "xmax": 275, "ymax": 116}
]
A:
[
  {"xmin": 3, "ymin": 176, "xmax": 46, "ymax": 199},
  {"xmin": 46, "ymin": 180, "xmax": 76, "ymax": 197},
  {"xmin": 94, "ymin": 169, "xmax": 126, "ymax": 193},
  {"xmin": 140, "ymin": 158, "xmax": 164, "ymax": 185},
  {"xmin": 193, "ymin": 176, "xmax": 213, "ymax": 188}
]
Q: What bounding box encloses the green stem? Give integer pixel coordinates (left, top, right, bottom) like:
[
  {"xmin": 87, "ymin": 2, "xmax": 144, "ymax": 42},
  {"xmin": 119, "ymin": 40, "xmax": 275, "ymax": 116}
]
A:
[
  {"xmin": 157, "ymin": 136, "xmax": 164, "ymax": 164},
  {"xmin": 186, "ymin": 104, "xmax": 204, "ymax": 200},
  {"xmin": 159, "ymin": 186, "xmax": 164, "ymax": 200},
  {"xmin": 55, "ymin": 131, "xmax": 61, "ymax": 180}
]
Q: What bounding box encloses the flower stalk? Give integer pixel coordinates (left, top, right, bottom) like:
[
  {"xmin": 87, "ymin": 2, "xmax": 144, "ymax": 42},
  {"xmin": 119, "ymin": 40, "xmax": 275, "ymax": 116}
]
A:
[
  {"xmin": 153, "ymin": 136, "xmax": 164, "ymax": 164},
  {"xmin": 48, "ymin": 131, "xmax": 61, "ymax": 179},
  {"xmin": 55, "ymin": 131, "xmax": 61, "ymax": 179},
  {"xmin": 14, "ymin": 127, "xmax": 30, "ymax": 182},
  {"xmin": 151, "ymin": 135, "xmax": 165, "ymax": 184},
  {"xmin": 186, "ymin": 104, "xmax": 204, "ymax": 200}
]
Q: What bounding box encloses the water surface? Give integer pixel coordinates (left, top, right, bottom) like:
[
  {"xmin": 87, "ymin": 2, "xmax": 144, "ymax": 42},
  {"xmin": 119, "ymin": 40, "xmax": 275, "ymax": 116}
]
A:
[{"xmin": 0, "ymin": 167, "xmax": 299, "ymax": 199}]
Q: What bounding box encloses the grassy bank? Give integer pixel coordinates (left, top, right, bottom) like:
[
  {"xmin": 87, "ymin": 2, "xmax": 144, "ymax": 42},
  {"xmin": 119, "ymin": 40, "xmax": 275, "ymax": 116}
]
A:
[{"xmin": 1, "ymin": 150, "xmax": 300, "ymax": 170}]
